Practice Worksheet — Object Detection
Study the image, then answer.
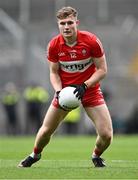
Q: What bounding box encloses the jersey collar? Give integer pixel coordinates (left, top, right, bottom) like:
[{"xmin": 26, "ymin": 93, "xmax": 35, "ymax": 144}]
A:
[{"xmin": 59, "ymin": 30, "xmax": 81, "ymax": 45}]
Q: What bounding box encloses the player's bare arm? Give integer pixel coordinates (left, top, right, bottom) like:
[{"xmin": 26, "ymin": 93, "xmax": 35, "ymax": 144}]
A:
[
  {"xmin": 84, "ymin": 55, "xmax": 107, "ymax": 88},
  {"xmin": 48, "ymin": 61, "xmax": 62, "ymax": 92}
]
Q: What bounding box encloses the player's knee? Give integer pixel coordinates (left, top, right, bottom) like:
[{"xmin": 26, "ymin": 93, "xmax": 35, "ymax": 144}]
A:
[{"xmin": 101, "ymin": 130, "xmax": 113, "ymax": 144}]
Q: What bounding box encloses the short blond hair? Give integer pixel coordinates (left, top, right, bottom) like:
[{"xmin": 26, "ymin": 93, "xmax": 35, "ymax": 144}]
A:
[{"xmin": 56, "ymin": 6, "xmax": 78, "ymax": 20}]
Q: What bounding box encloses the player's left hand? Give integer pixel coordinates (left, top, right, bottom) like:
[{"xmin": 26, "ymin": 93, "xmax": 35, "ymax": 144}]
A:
[{"xmin": 70, "ymin": 83, "xmax": 87, "ymax": 100}]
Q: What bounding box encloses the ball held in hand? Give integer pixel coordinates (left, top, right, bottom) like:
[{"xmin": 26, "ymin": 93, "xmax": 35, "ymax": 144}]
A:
[{"xmin": 58, "ymin": 86, "xmax": 80, "ymax": 111}]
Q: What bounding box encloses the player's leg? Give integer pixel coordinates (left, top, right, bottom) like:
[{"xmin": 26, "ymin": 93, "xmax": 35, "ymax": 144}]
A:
[
  {"xmin": 34, "ymin": 104, "xmax": 68, "ymax": 151},
  {"xmin": 18, "ymin": 104, "xmax": 68, "ymax": 167},
  {"xmin": 84, "ymin": 104, "xmax": 113, "ymax": 167}
]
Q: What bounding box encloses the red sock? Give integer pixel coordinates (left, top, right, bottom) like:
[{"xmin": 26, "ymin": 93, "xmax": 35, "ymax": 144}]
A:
[
  {"xmin": 92, "ymin": 148, "xmax": 102, "ymax": 157},
  {"xmin": 33, "ymin": 147, "xmax": 42, "ymax": 154}
]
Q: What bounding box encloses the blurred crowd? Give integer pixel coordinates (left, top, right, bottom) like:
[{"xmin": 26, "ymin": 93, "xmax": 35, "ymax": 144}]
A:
[
  {"xmin": 0, "ymin": 82, "xmax": 49, "ymax": 135},
  {"xmin": 0, "ymin": 82, "xmax": 138, "ymax": 136}
]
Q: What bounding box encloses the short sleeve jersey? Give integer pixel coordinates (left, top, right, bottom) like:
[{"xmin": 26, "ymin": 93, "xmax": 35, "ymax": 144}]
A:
[{"xmin": 47, "ymin": 30, "xmax": 104, "ymax": 90}]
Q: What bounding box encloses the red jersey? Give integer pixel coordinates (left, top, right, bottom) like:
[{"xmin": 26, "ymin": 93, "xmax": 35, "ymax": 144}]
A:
[{"xmin": 47, "ymin": 30, "xmax": 104, "ymax": 91}]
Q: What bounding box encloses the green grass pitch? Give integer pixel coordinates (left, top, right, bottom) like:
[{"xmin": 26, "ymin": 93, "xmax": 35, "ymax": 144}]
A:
[{"xmin": 0, "ymin": 135, "xmax": 138, "ymax": 179}]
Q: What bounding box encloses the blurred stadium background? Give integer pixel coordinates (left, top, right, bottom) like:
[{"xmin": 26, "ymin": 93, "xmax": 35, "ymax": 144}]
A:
[{"xmin": 0, "ymin": 0, "xmax": 138, "ymax": 135}]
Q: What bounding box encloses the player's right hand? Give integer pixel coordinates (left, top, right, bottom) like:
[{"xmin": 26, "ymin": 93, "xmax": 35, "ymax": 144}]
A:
[
  {"xmin": 55, "ymin": 91, "xmax": 68, "ymax": 111},
  {"xmin": 55, "ymin": 91, "xmax": 60, "ymax": 100}
]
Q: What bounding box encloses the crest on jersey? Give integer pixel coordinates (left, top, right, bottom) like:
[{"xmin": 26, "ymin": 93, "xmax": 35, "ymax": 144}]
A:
[{"xmin": 82, "ymin": 49, "xmax": 87, "ymax": 56}]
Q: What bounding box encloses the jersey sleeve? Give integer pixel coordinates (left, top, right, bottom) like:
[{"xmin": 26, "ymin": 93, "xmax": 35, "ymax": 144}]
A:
[
  {"xmin": 90, "ymin": 35, "xmax": 104, "ymax": 58},
  {"xmin": 46, "ymin": 40, "xmax": 58, "ymax": 63}
]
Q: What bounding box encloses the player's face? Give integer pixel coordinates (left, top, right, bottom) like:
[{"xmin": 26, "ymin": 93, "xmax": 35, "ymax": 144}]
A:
[{"xmin": 58, "ymin": 15, "xmax": 79, "ymax": 42}]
